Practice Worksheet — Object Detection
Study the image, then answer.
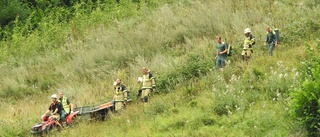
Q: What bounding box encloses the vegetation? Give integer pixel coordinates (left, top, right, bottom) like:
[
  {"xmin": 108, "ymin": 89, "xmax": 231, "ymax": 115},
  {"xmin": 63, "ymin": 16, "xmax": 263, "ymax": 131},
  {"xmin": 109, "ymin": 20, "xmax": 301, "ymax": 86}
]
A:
[
  {"xmin": 0, "ymin": 0, "xmax": 319, "ymax": 136},
  {"xmin": 290, "ymin": 44, "xmax": 320, "ymax": 137}
]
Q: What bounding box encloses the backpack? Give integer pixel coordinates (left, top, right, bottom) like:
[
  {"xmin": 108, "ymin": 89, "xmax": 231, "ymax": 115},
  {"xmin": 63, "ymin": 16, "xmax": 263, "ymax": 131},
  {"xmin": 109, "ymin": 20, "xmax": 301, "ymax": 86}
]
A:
[
  {"xmin": 149, "ymin": 72, "xmax": 153, "ymax": 79},
  {"xmin": 223, "ymin": 42, "xmax": 232, "ymax": 56},
  {"xmin": 272, "ymin": 29, "xmax": 280, "ymax": 44}
]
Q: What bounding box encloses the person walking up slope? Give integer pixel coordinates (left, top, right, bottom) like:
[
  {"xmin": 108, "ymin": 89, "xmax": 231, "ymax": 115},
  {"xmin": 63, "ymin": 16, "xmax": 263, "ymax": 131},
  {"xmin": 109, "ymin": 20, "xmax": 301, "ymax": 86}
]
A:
[
  {"xmin": 264, "ymin": 26, "xmax": 278, "ymax": 56},
  {"xmin": 241, "ymin": 28, "xmax": 255, "ymax": 62},
  {"xmin": 214, "ymin": 36, "xmax": 228, "ymax": 70}
]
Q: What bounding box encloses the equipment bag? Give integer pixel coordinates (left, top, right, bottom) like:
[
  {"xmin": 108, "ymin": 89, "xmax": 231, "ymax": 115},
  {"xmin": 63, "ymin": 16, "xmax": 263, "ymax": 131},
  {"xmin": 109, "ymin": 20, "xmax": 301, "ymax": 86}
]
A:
[
  {"xmin": 273, "ymin": 29, "xmax": 280, "ymax": 44},
  {"xmin": 225, "ymin": 42, "xmax": 232, "ymax": 56}
]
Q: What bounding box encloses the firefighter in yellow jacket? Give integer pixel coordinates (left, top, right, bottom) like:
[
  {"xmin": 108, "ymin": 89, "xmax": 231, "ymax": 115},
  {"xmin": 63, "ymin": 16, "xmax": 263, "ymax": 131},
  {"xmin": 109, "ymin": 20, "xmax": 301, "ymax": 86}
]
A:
[
  {"xmin": 113, "ymin": 78, "xmax": 128, "ymax": 111},
  {"xmin": 138, "ymin": 67, "xmax": 156, "ymax": 103},
  {"xmin": 58, "ymin": 91, "xmax": 74, "ymax": 123},
  {"xmin": 241, "ymin": 28, "xmax": 255, "ymax": 62}
]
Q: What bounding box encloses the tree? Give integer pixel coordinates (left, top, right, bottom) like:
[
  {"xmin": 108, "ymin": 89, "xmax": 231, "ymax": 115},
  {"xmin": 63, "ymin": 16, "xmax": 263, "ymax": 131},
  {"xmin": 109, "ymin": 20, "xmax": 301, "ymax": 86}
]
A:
[{"xmin": 0, "ymin": 0, "xmax": 30, "ymax": 27}]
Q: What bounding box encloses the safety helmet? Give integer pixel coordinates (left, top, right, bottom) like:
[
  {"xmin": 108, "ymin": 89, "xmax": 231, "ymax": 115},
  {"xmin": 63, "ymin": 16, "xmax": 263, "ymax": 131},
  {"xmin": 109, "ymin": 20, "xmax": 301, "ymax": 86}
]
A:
[
  {"xmin": 138, "ymin": 77, "xmax": 143, "ymax": 83},
  {"xmin": 51, "ymin": 94, "xmax": 57, "ymax": 99},
  {"xmin": 244, "ymin": 28, "xmax": 251, "ymax": 34}
]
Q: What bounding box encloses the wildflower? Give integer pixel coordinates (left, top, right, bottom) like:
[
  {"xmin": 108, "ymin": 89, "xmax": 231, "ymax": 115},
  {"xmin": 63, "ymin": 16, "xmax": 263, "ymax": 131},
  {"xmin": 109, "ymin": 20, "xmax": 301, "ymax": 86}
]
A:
[
  {"xmin": 292, "ymin": 68, "xmax": 297, "ymax": 72},
  {"xmin": 237, "ymin": 107, "xmax": 240, "ymax": 111},
  {"xmin": 277, "ymin": 92, "xmax": 281, "ymax": 97},
  {"xmin": 273, "ymin": 70, "xmax": 277, "ymax": 75},
  {"xmin": 277, "ymin": 60, "xmax": 283, "ymax": 66},
  {"xmin": 212, "ymin": 85, "xmax": 217, "ymax": 92},
  {"xmin": 279, "ymin": 73, "xmax": 283, "ymax": 79},
  {"xmin": 228, "ymin": 110, "xmax": 232, "ymax": 115},
  {"xmin": 285, "ymin": 67, "xmax": 288, "ymax": 71},
  {"xmin": 277, "ymin": 60, "xmax": 282, "ymax": 66},
  {"xmin": 127, "ymin": 119, "xmax": 131, "ymax": 125},
  {"xmin": 230, "ymin": 74, "xmax": 237, "ymax": 82}
]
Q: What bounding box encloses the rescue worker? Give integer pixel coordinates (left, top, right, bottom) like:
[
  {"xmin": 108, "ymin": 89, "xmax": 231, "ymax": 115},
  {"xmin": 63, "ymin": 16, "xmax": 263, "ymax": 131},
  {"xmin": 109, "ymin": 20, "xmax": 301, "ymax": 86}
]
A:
[
  {"xmin": 113, "ymin": 78, "xmax": 129, "ymax": 111},
  {"xmin": 138, "ymin": 67, "xmax": 156, "ymax": 103},
  {"xmin": 214, "ymin": 36, "xmax": 228, "ymax": 70},
  {"xmin": 241, "ymin": 28, "xmax": 254, "ymax": 61},
  {"xmin": 264, "ymin": 26, "xmax": 278, "ymax": 56},
  {"xmin": 58, "ymin": 91, "xmax": 74, "ymax": 123},
  {"xmin": 244, "ymin": 28, "xmax": 255, "ymax": 54},
  {"xmin": 42, "ymin": 94, "xmax": 62, "ymax": 126}
]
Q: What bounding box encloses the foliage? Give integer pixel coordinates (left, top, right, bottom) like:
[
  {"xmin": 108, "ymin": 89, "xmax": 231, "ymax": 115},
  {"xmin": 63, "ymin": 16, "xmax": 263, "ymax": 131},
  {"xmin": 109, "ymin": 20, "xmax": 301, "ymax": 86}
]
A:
[
  {"xmin": 156, "ymin": 54, "xmax": 210, "ymax": 92},
  {"xmin": 0, "ymin": 0, "xmax": 31, "ymax": 27},
  {"xmin": 290, "ymin": 44, "xmax": 320, "ymax": 137},
  {"xmin": 0, "ymin": 0, "xmax": 318, "ymax": 136}
]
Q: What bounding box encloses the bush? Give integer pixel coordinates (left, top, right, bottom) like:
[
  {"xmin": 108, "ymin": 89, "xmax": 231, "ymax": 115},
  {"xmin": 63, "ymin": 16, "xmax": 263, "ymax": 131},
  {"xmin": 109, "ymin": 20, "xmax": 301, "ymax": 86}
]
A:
[
  {"xmin": 290, "ymin": 44, "xmax": 320, "ymax": 137},
  {"xmin": 0, "ymin": 0, "xmax": 30, "ymax": 27},
  {"xmin": 146, "ymin": 101, "xmax": 169, "ymax": 115},
  {"xmin": 156, "ymin": 54, "xmax": 211, "ymax": 93}
]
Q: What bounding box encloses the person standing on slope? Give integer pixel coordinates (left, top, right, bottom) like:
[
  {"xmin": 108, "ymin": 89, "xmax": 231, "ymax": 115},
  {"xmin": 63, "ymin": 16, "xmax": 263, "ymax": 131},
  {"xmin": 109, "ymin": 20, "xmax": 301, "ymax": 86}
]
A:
[
  {"xmin": 264, "ymin": 26, "xmax": 278, "ymax": 56},
  {"xmin": 214, "ymin": 36, "xmax": 228, "ymax": 70},
  {"xmin": 244, "ymin": 28, "xmax": 255, "ymax": 54},
  {"xmin": 113, "ymin": 78, "xmax": 129, "ymax": 111},
  {"xmin": 137, "ymin": 67, "xmax": 156, "ymax": 104}
]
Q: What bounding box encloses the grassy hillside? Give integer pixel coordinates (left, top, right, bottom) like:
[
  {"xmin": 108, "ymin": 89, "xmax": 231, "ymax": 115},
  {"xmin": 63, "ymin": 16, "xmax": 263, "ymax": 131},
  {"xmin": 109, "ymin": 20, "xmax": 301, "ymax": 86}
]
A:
[{"xmin": 1, "ymin": 0, "xmax": 319, "ymax": 136}]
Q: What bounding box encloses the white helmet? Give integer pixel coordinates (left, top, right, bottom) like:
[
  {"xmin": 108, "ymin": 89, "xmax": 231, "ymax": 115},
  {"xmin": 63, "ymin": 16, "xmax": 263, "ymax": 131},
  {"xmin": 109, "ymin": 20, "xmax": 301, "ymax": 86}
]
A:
[
  {"xmin": 51, "ymin": 94, "xmax": 57, "ymax": 99},
  {"xmin": 138, "ymin": 77, "xmax": 143, "ymax": 82},
  {"xmin": 244, "ymin": 28, "xmax": 251, "ymax": 34}
]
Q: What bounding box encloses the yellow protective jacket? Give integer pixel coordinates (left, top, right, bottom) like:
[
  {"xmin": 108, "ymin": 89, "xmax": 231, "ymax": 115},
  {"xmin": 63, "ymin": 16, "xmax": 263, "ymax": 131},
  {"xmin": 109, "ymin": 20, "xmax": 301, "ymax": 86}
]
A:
[
  {"xmin": 59, "ymin": 96, "xmax": 70, "ymax": 114},
  {"xmin": 114, "ymin": 84, "xmax": 128, "ymax": 101},
  {"xmin": 141, "ymin": 72, "xmax": 156, "ymax": 90},
  {"xmin": 243, "ymin": 37, "xmax": 251, "ymax": 50}
]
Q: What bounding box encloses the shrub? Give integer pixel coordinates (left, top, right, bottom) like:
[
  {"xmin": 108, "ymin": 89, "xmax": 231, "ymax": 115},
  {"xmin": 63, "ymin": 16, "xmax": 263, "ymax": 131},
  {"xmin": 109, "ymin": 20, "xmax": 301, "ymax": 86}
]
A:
[
  {"xmin": 156, "ymin": 54, "xmax": 211, "ymax": 93},
  {"xmin": 146, "ymin": 101, "xmax": 169, "ymax": 115},
  {"xmin": 290, "ymin": 44, "xmax": 320, "ymax": 137},
  {"xmin": 214, "ymin": 94, "xmax": 238, "ymax": 116},
  {"xmin": 0, "ymin": 0, "xmax": 30, "ymax": 27}
]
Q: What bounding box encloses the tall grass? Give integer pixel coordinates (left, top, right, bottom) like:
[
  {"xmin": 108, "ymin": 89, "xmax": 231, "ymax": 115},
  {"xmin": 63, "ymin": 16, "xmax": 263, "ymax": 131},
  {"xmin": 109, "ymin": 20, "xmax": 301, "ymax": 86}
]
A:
[{"xmin": 0, "ymin": 0, "xmax": 319, "ymax": 136}]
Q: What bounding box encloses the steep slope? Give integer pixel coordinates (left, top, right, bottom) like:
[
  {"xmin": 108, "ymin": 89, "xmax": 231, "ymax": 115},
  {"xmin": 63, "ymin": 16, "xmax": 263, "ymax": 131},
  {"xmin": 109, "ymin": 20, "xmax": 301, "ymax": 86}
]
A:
[{"xmin": 1, "ymin": 0, "xmax": 319, "ymax": 136}]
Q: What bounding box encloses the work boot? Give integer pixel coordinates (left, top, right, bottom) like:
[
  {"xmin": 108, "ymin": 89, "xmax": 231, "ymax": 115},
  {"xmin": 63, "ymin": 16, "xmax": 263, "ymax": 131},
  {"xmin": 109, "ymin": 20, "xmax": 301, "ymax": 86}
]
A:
[{"xmin": 143, "ymin": 96, "xmax": 148, "ymax": 102}]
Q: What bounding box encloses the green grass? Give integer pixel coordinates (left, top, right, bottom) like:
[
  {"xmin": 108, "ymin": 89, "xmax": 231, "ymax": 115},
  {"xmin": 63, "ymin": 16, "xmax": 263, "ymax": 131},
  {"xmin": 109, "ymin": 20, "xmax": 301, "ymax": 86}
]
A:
[{"xmin": 0, "ymin": 0, "xmax": 319, "ymax": 136}]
